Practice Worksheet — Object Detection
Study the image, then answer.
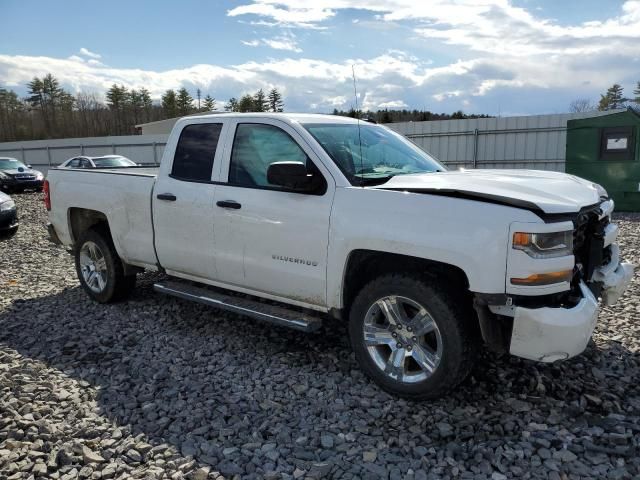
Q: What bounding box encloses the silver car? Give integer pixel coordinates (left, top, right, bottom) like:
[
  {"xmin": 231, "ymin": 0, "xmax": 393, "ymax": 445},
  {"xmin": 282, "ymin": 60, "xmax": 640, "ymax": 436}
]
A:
[{"xmin": 59, "ymin": 155, "xmax": 138, "ymax": 169}]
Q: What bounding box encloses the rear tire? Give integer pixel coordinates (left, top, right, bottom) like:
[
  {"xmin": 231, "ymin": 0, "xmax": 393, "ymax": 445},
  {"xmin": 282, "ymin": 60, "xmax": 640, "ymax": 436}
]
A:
[
  {"xmin": 74, "ymin": 228, "xmax": 136, "ymax": 303},
  {"xmin": 348, "ymin": 273, "xmax": 477, "ymax": 400}
]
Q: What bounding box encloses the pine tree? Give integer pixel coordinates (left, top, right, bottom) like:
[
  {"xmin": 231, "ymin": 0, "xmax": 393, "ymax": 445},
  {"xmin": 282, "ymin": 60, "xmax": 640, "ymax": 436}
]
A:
[
  {"xmin": 176, "ymin": 87, "xmax": 194, "ymax": 116},
  {"xmin": 202, "ymin": 95, "xmax": 216, "ymax": 111},
  {"xmin": 633, "ymin": 81, "xmax": 640, "ymax": 105},
  {"xmin": 238, "ymin": 94, "xmax": 254, "ymax": 112},
  {"xmin": 267, "ymin": 88, "xmax": 284, "ymax": 112},
  {"xmin": 106, "ymin": 84, "xmax": 129, "ymax": 134},
  {"xmin": 161, "ymin": 89, "xmax": 177, "ymax": 118},
  {"xmin": 598, "ymin": 84, "xmax": 626, "ymax": 111},
  {"xmin": 128, "ymin": 89, "xmax": 143, "ymax": 126},
  {"xmin": 252, "ymin": 89, "xmax": 268, "ymax": 112},
  {"xmin": 27, "ymin": 74, "xmax": 66, "ymax": 137},
  {"xmin": 0, "ymin": 87, "xmax": 27, "ymax": 141},
  {"xmin": 225, "ymin": 97, "xmax": 239, "ymax": 112},
  {"xmin": 139, "ymin": 88, "xmax": 153, "ymax": 122}
]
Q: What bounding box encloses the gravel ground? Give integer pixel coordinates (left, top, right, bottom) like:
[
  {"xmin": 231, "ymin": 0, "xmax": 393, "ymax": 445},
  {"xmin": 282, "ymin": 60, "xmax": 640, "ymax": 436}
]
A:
[{"xmin": 1, "ymin": 193, "xmax": 639, "ymax": 480}]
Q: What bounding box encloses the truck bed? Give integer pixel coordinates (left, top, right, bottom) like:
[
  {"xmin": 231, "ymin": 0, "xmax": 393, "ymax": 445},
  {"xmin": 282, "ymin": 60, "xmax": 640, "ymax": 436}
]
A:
[{"xmin": 46, "ymin": 166, "xmax": 159, "ymax": 269}]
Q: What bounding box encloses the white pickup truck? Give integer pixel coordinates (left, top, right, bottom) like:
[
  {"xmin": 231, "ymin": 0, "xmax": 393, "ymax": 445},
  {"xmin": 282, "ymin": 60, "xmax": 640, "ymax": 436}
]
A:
[{"xmin": 46, "ymin": 113, "xmax": 634, "ymax": 399}]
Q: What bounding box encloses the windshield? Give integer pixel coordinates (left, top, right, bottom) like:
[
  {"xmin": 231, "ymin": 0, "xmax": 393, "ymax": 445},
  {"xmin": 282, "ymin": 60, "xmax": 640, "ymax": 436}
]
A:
[
  {"xmin": 93, "ymin": 156, "xmax": 136, "ymax": 168},
  {"xmin": 303, "ymin": 123, "xmax": 444, "ymax": 185},
  {"xmin": 0, "ymin": 158, "xmax": 27, "ymax": 171}
]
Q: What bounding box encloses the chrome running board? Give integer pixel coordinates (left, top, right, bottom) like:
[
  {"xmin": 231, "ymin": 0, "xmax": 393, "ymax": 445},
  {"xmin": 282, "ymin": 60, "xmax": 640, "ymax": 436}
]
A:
[{"xmin": 154, "ymin": 281, "xmax": 323, "ymax": 332}]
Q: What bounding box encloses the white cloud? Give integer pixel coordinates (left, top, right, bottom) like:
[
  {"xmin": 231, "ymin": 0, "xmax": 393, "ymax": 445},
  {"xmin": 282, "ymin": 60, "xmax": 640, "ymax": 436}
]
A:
[
  {"xmin": 225, "ymin": 0, "xmax": 640, "ymax": 102},
  {"xmin": 0, "ymin": 28, "xmax": 638, "ymax": 115},
  {"xmin": 242, "ymin": 39, "xmax": 261, "ymax": 47},
  {"xmin": 433, "ymin": 90, "xmax": 463, "ymax": 102},
  {"xmin": 378, "ymin": 100, "xmax": 408, "ymax": 108},
  {"xmin": 241, "ymin": 33, "xmax": 302, "ymax": 52},
  {"xmin": 79, "ymin": 47, "xmax": 101, "ymax": 59},
  {"xmin": 0, "ymin": 51, "xmax": 449, "ymax": 111},
  {"xmin": 227, "ymin": 3, "xmax": 334, "ymax": 28},
  {"xmin": 262, "ymin": 36, "xmax": 302, "ymax": 52},
  {"xmin": 227, "ymin": 0, "xmax": 640, "ymax": 57}
]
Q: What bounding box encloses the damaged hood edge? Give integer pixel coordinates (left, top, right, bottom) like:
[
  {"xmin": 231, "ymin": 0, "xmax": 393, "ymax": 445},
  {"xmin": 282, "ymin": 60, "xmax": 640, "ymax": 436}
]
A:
[{"xmin": 371, "ymin": 169, "xmax": 602, "ymax": 215}]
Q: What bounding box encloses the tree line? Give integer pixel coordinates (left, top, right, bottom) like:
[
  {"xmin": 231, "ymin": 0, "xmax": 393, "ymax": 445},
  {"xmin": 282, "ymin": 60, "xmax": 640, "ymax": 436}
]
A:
[
  {"xmin": 570, "ymin": 81, "xmax": 640, "ymax": 113},
  {"xmin": 331, "ymin": 108, "xmax": 492, "ymax": 123},
  {"xmin": 0, "ymin": 74, "xmax": 287, "ymax": 142}
]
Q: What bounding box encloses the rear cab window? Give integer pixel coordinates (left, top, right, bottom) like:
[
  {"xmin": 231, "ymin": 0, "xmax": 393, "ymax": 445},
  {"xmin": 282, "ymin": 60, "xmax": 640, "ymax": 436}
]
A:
[{"xmin": 171, "ymin": 123, "xmax": 223, "ymax": 182}]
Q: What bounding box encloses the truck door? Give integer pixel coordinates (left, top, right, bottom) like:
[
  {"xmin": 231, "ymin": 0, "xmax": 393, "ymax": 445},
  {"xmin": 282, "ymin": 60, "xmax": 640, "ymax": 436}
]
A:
[
  {"xmin": 212, "ymin": 120, "xmax": 334, "ymax": 308},
  {"xmin": 153, "ymin": 121, "xmax": 226, "ymax": 280}
]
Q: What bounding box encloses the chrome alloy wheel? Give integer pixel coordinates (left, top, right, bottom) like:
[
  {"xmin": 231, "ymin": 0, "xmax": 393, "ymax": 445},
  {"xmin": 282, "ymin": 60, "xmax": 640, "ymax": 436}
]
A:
[
  {"xmin": 79, "ymin": 241, "xmax": 108, "ymax": 293},
  {"xmin": 363, "ymin": 295, "xmax": 443, "ymax": 383}
]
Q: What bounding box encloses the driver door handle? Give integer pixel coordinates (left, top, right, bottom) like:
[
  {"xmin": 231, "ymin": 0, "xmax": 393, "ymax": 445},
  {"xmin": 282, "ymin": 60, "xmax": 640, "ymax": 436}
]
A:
[
  {"xmin": 157, "ymin": 193, "xmax": 177, "ymax": 201},
  {"xmin": 216, "ymin": 200, "xmax": 242, "ymax": 210}
]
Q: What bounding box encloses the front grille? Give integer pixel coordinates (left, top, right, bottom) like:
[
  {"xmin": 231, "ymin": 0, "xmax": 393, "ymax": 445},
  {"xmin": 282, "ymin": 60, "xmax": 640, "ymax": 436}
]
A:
[
  {"xmin": 573, "ymin": 205, "xmax": 608, "ymax": 282},
  {"xmin": 15, "ymin": 174, "xmax": 36, "ymax": 181}
]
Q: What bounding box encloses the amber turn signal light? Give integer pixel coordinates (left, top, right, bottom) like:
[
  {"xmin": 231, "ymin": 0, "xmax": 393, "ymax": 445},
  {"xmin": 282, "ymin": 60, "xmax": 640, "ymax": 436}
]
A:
[{"xmin": 511, "ymin": 270, "xmax": 573, "ymax": 286}]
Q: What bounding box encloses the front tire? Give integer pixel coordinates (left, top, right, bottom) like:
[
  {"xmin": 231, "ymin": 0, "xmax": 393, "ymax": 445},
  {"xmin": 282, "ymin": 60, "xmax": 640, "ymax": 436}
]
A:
[
  {"xmin": 349, "ymin": 273, "xmax": 477, "ymax": 400},
  {"xmin": 74, "ymin": 228, "xmax": 136, "ymax": 303}
]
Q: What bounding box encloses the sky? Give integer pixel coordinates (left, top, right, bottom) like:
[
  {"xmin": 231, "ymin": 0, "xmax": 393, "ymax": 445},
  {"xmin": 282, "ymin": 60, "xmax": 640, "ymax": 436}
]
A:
[{"xmin": 0, "ymin": 0, "xmax": 639, "ymax": 116}]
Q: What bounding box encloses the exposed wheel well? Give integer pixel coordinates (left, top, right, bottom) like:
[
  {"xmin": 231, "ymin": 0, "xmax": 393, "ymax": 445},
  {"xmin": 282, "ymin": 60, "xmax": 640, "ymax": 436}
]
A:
[
  {"xmin": 69, "ymin": 208, "xmax": 142, "ymax": 276},
  {"xmin": 341, "ymin": 250, "xmax": 471, "ymax": 315},
  {"xmin": 68, "ymin": 208, "xmax": 109, "ymax": 245}
]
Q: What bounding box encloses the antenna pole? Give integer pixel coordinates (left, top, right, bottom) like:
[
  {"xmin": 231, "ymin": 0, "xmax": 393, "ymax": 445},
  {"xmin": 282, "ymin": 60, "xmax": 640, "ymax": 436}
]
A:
[{"xmin": 352, "ymin": 65, "xmax": 364, "ymax": 187}]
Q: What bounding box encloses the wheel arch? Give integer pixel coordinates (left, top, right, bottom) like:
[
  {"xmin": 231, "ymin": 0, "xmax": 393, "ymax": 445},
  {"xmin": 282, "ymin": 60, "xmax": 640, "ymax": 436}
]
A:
[
  {"xmin": 69, "ymin": 207, "xmax": 141, "ymax": 276},
  {"xmin": 68, "ymin": 207, "xmax": 110, "ymax": 245},
  {"xmin": 339, "ymin": 249, "xmax": 471, "ymax": 317}
]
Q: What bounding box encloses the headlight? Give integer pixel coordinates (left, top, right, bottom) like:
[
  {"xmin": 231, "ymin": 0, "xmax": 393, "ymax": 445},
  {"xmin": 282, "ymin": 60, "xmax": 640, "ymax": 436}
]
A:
[
  {"xmin": 0, "ymin": 172, "xmax": 8, "ymax": 180},
  {"xmin": 512, "ymin": 231, "xmax": 573, "ymax": 258},
  {"xmin": 0, "ymin": 199, "xmax": 16, "ymax": 212},
  {"xmin": 35, "ymin": 172, "xmax": 44, "ymax": 180}
]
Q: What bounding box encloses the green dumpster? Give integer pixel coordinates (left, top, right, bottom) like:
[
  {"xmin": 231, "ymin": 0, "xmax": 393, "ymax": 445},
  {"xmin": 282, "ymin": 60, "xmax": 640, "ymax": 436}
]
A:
[{"xmin": 566, "ymin": 108, "xmax": 640, "ymax": 211}]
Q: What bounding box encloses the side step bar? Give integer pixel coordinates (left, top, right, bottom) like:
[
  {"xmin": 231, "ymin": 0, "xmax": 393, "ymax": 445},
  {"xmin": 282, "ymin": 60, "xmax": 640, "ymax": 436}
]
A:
[{"xmin": 154, "ymin": 281, "xmax": 323, "ymax": 332}]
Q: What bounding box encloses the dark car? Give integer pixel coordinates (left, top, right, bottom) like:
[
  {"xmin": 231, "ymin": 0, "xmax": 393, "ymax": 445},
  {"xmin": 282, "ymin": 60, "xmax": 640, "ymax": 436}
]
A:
[
  {"xmin": 59, "ymin": 155, "xmax": 138, "ymax": 169},
  {"xmin": 0, "ymin": 190, "xmax": 18, "ymax": 239},
  {"xmin": 0, "ymin": 157, "xmax": 45, "ymax": 193}
]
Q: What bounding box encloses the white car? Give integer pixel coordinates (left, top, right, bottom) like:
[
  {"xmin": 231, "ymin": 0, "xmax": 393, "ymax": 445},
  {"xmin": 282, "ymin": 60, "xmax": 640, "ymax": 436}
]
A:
[
  {"xmin": 44, "ymin": 113, "xmax": 634, "ymax": 399},
  {"xmin": 59, "ymin": 155, "xmax": 137, "ymax": 169}
]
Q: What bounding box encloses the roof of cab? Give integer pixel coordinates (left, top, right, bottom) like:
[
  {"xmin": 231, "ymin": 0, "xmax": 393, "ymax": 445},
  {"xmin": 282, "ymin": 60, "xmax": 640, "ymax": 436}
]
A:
[{"xmin": 176, "ymin": 112, "xmax": 365, "ymax": 126}]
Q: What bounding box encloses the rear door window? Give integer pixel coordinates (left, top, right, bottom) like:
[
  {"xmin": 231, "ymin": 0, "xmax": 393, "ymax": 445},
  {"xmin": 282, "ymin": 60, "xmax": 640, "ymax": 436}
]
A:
[{"xmin": 171, "ymin": 123, "xmax": 223, "ymax": 182}]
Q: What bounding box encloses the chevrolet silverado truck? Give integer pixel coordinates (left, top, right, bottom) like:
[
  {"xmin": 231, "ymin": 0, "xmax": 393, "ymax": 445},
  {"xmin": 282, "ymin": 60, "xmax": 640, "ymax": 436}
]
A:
[{"xmin": 45, "ymin": 113, "xmax": 634, "ymax": 399}]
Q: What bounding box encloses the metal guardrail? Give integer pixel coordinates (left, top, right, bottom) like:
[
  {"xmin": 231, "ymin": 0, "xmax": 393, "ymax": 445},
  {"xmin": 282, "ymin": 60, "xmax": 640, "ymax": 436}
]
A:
[{"xmin": 0, "ymin": 141, "xmax": 167, "ymax": 166}]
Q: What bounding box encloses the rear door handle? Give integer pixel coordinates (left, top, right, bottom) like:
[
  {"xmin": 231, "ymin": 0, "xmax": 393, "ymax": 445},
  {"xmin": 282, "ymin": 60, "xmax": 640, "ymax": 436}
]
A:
[
  {"xmin": 216, "ymin": 200, "xmax": 241, "ymax": 210},
  {"xmin": 157, "ymin": 193, "xmax": 177, "ymax": 201}
]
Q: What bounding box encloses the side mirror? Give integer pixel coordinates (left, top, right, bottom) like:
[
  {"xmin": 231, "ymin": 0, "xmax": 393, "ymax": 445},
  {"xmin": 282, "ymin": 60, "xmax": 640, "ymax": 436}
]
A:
[
  {"xmin": 27, "ymin": 165, "xmax": 32, "ymax": 169},
  {"xmin": 267, "ymin": 161, "xmax": 312, "ymax": 190}
]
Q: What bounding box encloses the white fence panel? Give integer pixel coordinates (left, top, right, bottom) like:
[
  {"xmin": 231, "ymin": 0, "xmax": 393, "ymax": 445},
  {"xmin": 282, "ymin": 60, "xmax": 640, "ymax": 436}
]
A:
[
  {"xmin": 0, "ymin": 134, "xmax": 168, "ymax": 175},
  {"xmin": 388, "ymin": 110, "xmax": 619, "ymax": 172}
]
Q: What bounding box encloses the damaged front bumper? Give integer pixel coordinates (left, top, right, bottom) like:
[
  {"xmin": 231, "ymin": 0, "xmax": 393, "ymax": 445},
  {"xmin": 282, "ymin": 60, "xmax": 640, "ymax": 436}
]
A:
[{"xmin": 509, "ymin": 251, "xmax": 634, "ymax": 362}]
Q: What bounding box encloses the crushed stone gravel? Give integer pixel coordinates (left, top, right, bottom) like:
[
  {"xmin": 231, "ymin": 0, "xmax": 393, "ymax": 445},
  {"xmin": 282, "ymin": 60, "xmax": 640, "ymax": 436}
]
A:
[{"xmin": 1, "ymin": 192, "xmax": 639, "ymax": 479}]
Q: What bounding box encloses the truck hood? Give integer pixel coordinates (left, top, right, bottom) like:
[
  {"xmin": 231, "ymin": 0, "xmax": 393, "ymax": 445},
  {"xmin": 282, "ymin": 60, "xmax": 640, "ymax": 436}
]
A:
[{"xmin": 374, "ymin": 169, "xmax": 601, "ymax": 215}]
